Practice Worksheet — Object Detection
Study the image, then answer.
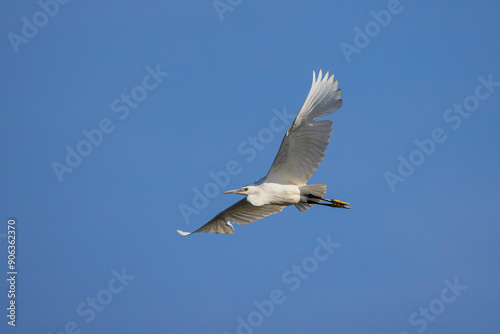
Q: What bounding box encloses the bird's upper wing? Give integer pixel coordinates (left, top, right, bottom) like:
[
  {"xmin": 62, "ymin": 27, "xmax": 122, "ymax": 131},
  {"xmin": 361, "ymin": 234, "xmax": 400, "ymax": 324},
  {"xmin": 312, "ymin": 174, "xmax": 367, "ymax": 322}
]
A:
[
  {"xmin": 177, "ymin": 199, "xmax": 286, "ymax": 236},
  {"xmin": 265, "ymin": 70, "xmax": 343, "ymax": 185}
]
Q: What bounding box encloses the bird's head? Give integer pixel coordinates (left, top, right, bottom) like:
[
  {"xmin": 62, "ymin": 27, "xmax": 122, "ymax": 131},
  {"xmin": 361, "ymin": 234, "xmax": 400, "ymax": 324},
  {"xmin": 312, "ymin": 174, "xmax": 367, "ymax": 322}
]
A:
[{"xmin": 224, "ymin": 186, "xmax": 255, "ymax": 196}]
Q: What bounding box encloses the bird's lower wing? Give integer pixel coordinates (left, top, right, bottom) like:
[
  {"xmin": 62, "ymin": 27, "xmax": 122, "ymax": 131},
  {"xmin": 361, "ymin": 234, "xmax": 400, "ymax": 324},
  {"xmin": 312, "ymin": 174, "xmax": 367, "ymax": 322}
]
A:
[
  {"xmin": 177, "ymin": 199, "xmax": 286, "ymax": 236},
  {"xmin": 265, "ymin": 70, "xmax": 343, "ymax": 185}
]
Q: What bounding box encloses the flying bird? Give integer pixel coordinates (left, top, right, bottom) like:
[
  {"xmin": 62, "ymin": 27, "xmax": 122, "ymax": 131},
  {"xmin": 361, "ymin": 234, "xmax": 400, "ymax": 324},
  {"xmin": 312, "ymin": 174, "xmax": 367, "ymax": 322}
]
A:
[{"xmin": 177, "ymin": 70, "xmax": 349, "ymax": 236}]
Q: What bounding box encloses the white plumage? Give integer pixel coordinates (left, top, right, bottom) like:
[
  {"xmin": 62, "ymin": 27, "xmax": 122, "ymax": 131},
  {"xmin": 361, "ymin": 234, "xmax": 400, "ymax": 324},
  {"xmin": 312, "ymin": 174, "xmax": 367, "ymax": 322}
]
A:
[{"xmin": 177, "ymin": 70, "xmax": 350, "ymax": 236}]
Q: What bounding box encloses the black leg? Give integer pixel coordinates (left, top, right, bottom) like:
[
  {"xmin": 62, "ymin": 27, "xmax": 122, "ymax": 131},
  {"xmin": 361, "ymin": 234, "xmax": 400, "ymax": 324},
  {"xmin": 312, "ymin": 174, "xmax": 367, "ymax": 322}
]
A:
[{"xmin": 306, "ymin": 194, "xmax": 351, "ymax": 209}]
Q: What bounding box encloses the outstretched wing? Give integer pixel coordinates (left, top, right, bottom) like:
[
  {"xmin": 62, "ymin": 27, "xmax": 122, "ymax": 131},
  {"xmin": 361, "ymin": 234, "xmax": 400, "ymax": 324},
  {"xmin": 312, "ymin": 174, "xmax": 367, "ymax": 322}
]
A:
[
  {"xmin": 265, "ymin": 70, "xmax": 343, "ymax": 185},
  {"xmin": 177, "ymin": 199, "xmax": 285, "ymax": 236}
]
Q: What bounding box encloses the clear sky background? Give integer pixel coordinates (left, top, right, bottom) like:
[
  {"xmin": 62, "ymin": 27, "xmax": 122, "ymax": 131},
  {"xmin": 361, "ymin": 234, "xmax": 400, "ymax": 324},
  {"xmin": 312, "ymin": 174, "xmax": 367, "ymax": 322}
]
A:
[{"xmin": 1, "ymin": 0, "xmax": 500, "ymax": 333}]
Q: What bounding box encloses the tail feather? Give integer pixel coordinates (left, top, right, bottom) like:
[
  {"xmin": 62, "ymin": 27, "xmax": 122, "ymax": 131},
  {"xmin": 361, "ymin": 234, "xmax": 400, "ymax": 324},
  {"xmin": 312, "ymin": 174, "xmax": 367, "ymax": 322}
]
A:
[{"xmin": 295, "ymin": 183, "xmax": 327, "ymax": 212}]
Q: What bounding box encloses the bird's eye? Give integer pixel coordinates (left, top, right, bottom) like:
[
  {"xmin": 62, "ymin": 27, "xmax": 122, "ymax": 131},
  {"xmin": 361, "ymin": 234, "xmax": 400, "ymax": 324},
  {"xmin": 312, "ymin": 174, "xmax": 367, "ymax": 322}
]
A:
[{"xmin": 243, "ymin": 187, "xmax": 248, "ymax": 191}]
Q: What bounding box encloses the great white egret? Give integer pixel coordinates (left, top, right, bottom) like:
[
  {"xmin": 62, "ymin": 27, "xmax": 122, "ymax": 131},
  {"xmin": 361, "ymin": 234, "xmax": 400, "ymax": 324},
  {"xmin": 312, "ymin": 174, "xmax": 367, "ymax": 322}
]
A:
[{"xmin": 177, "ymin": 70, "xmax": 349, "ymax": 236}]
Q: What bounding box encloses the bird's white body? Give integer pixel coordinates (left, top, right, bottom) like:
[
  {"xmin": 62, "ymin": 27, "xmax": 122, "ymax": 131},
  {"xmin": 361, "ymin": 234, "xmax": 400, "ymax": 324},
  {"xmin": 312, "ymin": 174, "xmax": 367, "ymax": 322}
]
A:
[
  {"xmin": 177, "ymin": 70, "xmax": 350, "ymax": 236},
  {"xmin": 244, "ymin": 183, "xmax": 301, "ymax": 206}
]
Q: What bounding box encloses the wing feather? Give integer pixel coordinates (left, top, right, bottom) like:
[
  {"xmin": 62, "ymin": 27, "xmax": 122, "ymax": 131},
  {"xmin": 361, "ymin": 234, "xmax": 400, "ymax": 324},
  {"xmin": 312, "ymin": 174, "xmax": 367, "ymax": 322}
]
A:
[
  {"xmin": 177, "ymin": 199, "xmax": 285, "ymax": 236},
  {"xmin": 265, "ymin": 70, "xmax": 343, "ymax": 185}
]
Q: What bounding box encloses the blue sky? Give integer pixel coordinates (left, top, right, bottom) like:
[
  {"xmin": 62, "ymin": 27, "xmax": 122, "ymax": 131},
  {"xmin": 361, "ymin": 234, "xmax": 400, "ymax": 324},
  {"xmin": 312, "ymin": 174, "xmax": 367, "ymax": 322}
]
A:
[{"xmin": 1, "ymin": 0, "xmax": 500, "ymax": 333}]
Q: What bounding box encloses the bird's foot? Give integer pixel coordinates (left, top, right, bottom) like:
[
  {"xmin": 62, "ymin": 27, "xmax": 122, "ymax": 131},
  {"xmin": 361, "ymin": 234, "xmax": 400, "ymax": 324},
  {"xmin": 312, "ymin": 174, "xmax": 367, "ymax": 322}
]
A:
[
  {"xmin": 325, "ymin": 198, "xmax": 351, "ymax": 209},
  {"xmin": 306, "ymin": 194, "xmax": 351, "ymax": 209}
]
